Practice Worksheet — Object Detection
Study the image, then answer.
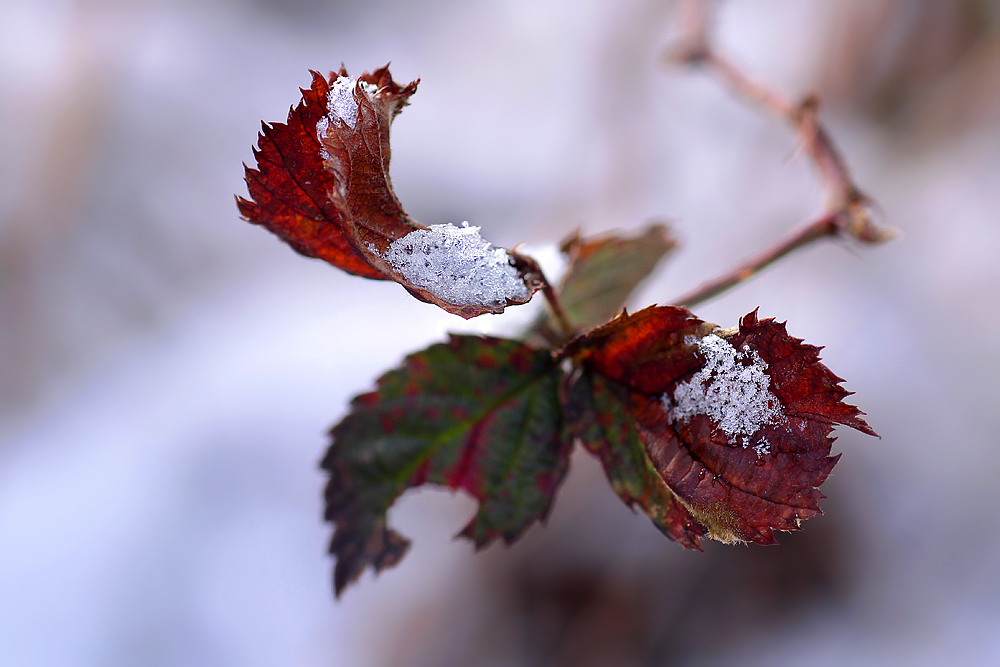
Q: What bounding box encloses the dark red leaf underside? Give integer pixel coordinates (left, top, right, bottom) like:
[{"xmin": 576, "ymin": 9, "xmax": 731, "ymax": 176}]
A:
[
  {"xmin": 565, "ymin": 306, "xmax": 875, "ymax": 546},
  {"xmin": 316, "ymin": 66, "xmax": 421, "ymax": 262},
  {"xmin": 322, "ymin": 335, "xmax": 570, "ymax": 596}
]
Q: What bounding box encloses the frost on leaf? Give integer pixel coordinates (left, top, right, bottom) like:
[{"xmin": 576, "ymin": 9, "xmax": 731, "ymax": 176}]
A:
[
  {"xmin": 380, "ymin": 223, "xmax": 529, "ymax": 308},
  {"xmin": 564, "ymin": 306, "xmax": 875, "ymax": 547},
  {"xmin": 322, "ymin": 335, "xmax": 570, "ymax": 596},
  {"xmin": 238, "ymin": 66, "xmax": 541, "ymax": 318},
  {"xmin": 664, "ymin": 334, "xmax": 783, "ymax": 453},
  {"xmin": 317, "ymin": 76, "xmax": 378, "ymax": 134}
]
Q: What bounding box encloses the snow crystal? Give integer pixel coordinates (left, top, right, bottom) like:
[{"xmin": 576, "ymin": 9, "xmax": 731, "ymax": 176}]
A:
[
  {"xmin": 315, "ymin": 77, "xmax": 380, "ymax": 153},
  {"xmin": 379, "ymin": 222, "xmax": 528, "ymax": 307},
  {"xmin": 662, "ymin": 334, "xmax": 783, "ymax": 453},
  {"xmin": 753, "ymin": 439, "xmax": 771, "ymax": 457}
]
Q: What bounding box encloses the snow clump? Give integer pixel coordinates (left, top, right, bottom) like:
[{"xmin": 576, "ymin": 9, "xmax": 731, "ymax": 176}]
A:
[
  {"xmin": 662, "ymin": 334, "xmax": 783, "ymax": 454},
  {"xmin": 380, "ymin": 222, "xmax": 529, "ymax": 307},
  {"xmin": 316, "ymin": 76, "xmax": 380, "ymax": 151}
]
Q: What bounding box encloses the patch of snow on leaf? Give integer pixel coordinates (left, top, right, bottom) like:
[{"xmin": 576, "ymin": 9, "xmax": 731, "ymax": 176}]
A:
[
  {"xmin": 329, "ymin": 76, "xmax": 378, "ymax": 128},
  {"xmin": 380, "ymin": 222, "xmax": 528, "ymax": 307},
  {"xmin": 662, "ymin": 334, "xmax": 783, "ymax": 454},
  {"xmin": 316, "ymin": 77, "xmax": 380, "ymax": 154}
]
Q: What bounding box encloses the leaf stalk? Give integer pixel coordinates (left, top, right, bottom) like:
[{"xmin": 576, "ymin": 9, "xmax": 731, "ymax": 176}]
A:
[{"xmin": 540, "ymin": 273, "xmax": 575, "ymax": 340}]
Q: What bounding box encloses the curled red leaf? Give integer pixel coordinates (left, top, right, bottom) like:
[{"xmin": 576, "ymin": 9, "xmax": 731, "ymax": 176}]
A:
[
  {"xmin": 564, "ymin": 306, "xmax": 875, "ymax": 546},
  {"xmin": 237, "ymin": 69, "xmax": 387, "ymax": 280},
  {"xmin": 238, "ymin": 66, "xmax": 542, "ymax": 318}
]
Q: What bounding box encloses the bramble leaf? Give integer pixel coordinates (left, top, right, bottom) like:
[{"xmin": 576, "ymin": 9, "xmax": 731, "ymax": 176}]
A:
[
  {"xmin": 322, "ymin": 335, "xmax": 570, "ymax": 596},
  {"xmin": 561, "ymin": 369, "xmax": 707, "ymax": 548},
  {"xmin": 557, "ymin": 223, "xmax": 676, "ymax": 331},
  {"xmin": 564, "ymin": 306, "xmax": 875, "ymax": 547},
  {"xmin": 237, "ymin": 69, "xmax": 390, "ymax": 280},
  {"xmin": 238, "ymin": 66, "xmax": 542, "ymax": 318}
]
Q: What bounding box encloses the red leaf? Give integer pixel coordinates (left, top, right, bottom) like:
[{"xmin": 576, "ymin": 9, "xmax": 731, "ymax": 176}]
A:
[
  {"xmin": 565, "ymin": 306, "xmax": 875, "ymax": 546},
  {"xmin": 238, "ymin": 66, "xmax": 542, "ymax": 318},
  {"xmin": 237, "ymin": 69, "xmax": 387, "ymax": 280}
]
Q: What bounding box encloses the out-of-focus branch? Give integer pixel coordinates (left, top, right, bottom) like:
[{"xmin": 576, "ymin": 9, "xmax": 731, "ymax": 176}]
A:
[{"xmin": 664, "ymin": 0, "xmax": 896, "ymax": 308}]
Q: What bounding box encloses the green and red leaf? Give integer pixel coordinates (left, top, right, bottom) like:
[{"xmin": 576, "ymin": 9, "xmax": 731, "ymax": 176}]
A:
[
  {"xmin": 563, "ymin": 306, "xmax": 875, "ymax": 547},
  {"xmin": 556, "ymin": 223, "xmax": 676, "ymax": 332},
  {"xmin": 322, "ymin": 335, "xmax": 570, "ymax": 596}
]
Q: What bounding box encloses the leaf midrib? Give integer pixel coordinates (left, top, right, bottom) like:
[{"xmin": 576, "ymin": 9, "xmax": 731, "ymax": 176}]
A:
[{"xmin": 389, "ymin": 361, "xmax": 558, "ymax": 488}]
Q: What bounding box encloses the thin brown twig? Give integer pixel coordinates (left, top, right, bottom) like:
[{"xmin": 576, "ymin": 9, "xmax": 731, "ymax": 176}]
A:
[
  {"xmin": 673, "ymin": 211, "xmax": 840, "ymax": 309},
  {"xmin": 665, "ymin": 0, "xmax": 895, "ymax": 308}
]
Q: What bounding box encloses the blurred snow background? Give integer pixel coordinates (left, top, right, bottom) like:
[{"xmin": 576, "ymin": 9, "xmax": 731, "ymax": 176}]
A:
[{"xmin": 1, "ymin": 0, "xmax": 999, "ymax": 665}]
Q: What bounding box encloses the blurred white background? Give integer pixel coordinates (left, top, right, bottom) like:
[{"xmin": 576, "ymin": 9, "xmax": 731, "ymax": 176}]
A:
[{"xmin": 1, "ymin": 0, "xmax": 999, "ymax": 665}]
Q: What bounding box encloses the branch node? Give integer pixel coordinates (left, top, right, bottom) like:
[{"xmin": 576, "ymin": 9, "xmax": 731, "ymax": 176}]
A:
[
  {"xmin": 662, "ymin": 38, "xmax": 710, "ymax": 67},
  {"xmin": 664, "ymin": 0, "xmax": 895, "ymax": 308}
]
